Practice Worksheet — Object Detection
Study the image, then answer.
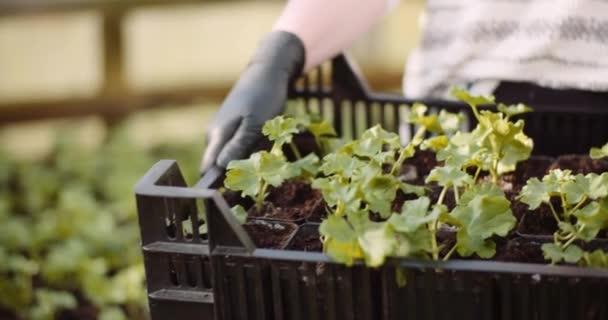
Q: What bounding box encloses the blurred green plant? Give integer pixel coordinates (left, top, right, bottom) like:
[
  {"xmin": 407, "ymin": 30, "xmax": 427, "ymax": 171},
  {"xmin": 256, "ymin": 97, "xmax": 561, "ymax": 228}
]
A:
[{"xmin": 0, "ymin": 122, "xmax": 201, "ymax": 320}]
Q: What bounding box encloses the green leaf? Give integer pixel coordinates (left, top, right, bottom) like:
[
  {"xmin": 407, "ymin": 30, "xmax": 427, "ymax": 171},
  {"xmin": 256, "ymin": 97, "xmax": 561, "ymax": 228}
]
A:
[
  {"xmin": 319, "ymin": 153, "xmax": 365, "ymax": 178},
  {"xmin": 388, "ymin": 197, "xmax": 432, "ymax": 232},
  {"xmin": 558, "ymin": 221, "xmax": 576, "ymax": 234},
  {"xmin": 352, "ymin": 125, "xmax": 401, "ymax": 159},
  {"xmin": 580, "ymin": 249, "xmax": 608, "ymax": 268},
  {"xmin": 225, "ymin": 157, "xmax": 260, "ymax": 198},
  {"xmin": 573, "ymin": 202, "xmax": 608, "ymax": 240},
  {"xmin": 400, "ymin": 183, "xmax": 427, "ymax": 197},
  {"xmin": 230, "ymin": 205, "xmax": 248, "ymax": 224},
  {"xmin": 497, "ymin": 103, "xmax": 533, "ymax": 117},
  {"xmin": 421, "ymin": 135, "xmax": 449, "ymax": 152},
  {"xmin": 321, "ymin": 214, "xmax": 364, "ymax": 266},
  {"xmin": 312, "ymin": 177, "xmax": 358, "ymax": 210},
  {"xmin": 542, "ymin": 243, "xmax": 565, "ymax": 264},
  {"xmin": 225, "ymin": 151, "xmax": 297, "ymax": 198},
  {"xmin": 357, "ymin": 222, "xmax": 397, "ymax": 267},
  {"xmin": 437, "ymin": 110, "xmax": 464, "ymax": 134},
  {"xmin": 257, "ymin": 152, "xmax": 298, "ymax": 186},
  {"xmin": 0, "ymin": 217, "xmax": 31, "ymax": 251},
  {"xmin": 437, "ymin": 132, "xmax": 486, "ymax": 168},
  {"xmin": 426, "ymin": 165, "xmax": 472, "ymax": 188},
  {"xmin": 407, "ymin": 103, "xmax": 442, "ymax": 134},
  {"xmin": 262, "ymin": 116, "xmax": 299, "ymax": 147},
  {"xmin": 562, "ymin": 174, "xmax": 590, "ymax": 204},
  {"xmin": 292, "ymin": 153, "xmax": 320, "ymax": 177},
  {"xmin": 518, "ymin": 178, "xmax": 550, "ymax": 210},
  {"xmin": 587, "ymin": 173, "xmax": 608, "ymax": 199},
  {"xmin": 542, "ymin": 243, "xmax": 583, "ymax": 264},
  {"xmin": 590, "ymin": 142, "xmax": 608, "ymax": 159},
  {"xmin": 29, "ymin": 289, "xmax": 77, "ymax": 320},
  {"xmin": 324, "ymin": 237, "xmax": 363, "ymax": 266},
  {"xmin": 563, "ymin": 245, "xmax": 584, "ymax": 263},
  {"xmin": 362, "ymin": 174, "xmax": 400, "ymax": 218},
  {"xmin": 452, "ymin": 186, "xmax": 515, "ymax": 257},
  {"xmin": 455, "ymin": 232, "xmax": 496, "ymax": 258},
  {"xmin": 307, "ymin": 121, "xmax": 337, "ymax": 139},
  {"xmin": 320, "ymin": 214, "xmax": 357, "ymax": 242},
  {"xmin": 543, "ymin": 169, "xmax": 575, "ymax": 193},
  {"xmin": 450, "ymin": 87, "xmax": 496, "ymax": 107}
]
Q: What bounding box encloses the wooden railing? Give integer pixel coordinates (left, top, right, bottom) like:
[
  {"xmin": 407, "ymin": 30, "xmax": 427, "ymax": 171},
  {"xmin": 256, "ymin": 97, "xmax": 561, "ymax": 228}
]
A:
[{"xmin": 0, "ymin": 0, "xmax": 230, "ymax": 125}]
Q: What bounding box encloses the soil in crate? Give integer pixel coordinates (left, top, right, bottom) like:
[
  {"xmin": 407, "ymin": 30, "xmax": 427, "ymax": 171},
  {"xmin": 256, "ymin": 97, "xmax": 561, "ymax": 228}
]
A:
[
  {"xmin": 286, "ymin": 224, "xmax": 323, "ymax": 252},
  {"xmin": 224, "ymin": 179, "xmax": 327, "ymax": 222},
  {"xmin": 243, "ymin": 220, "xmax": 297, "ymax": 249},
  {"xmin": 548, "ymin": 154, "xmax": 608, "ymax": 174}
]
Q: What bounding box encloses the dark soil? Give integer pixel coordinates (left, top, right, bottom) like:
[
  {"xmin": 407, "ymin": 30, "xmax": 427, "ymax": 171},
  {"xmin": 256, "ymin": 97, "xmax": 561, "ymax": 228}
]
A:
[
  {"xmin": 548, "ymin": 154, "xmax": 608, "ymax": 175},
  {"xmin": 494, "ymin": 237, "xmax": 546, "ymax": 264},
  {"xmin": 249, "ymin": 179, "xmax": 327, "ymax": 222},
  {"xmin": 286, "ymin": 226, "xmax": 323, "ymax": 252},
  {"xmin": 243, "ymin": 220, "xmax": 296, "ymax": 249},
  {"xmin": 401, "ymin": 150, "xmax": 439, "ymax": 185},
  {"xmin": 428, "ymin": 186, "xmax": 457, "ymax": 211},
  {"xmin": 391, "ymin": 189, "xmax": 419, "ymax": 213},
  {"xmin": 517, "ymin": 202, "xmax": 559, "ymax": 236}
]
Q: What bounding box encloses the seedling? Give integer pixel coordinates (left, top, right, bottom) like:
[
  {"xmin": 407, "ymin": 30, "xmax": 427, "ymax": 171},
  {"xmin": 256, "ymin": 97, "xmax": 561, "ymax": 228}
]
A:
[
  {"xmin": 446, "ymin": 87, "xmax": 534, "ymax": 185},
  {"xmin": 519, "ymin": 169, "xmax": 608, "ymax": 266},
  {"xmin": 226, "ymin": 115, "xmax": 320, "ymax": 212}
]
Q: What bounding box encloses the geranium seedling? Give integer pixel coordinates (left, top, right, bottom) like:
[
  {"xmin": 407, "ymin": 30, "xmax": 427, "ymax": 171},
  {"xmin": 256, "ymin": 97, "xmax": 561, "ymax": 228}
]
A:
[{"xmin": 519, "ymin": 169, "xmax": 608, "ymax": 265}]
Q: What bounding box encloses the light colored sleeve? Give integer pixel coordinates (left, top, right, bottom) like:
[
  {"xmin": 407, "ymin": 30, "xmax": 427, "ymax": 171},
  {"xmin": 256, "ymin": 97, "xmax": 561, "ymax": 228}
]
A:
[{"xmin": 273, "ymin": 0, "xmax": 394, "ymax": 71}]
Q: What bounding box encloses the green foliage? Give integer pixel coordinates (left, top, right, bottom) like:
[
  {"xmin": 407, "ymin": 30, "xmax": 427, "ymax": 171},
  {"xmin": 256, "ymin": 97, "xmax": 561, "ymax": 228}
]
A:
[
  {"xmin": 590, "ymin": 142, "xmax": 608, "ymax": 159},
  {"xmin": 0, "ymin": 122, "xmax": 201, "ymax": 319},
  {"xmin": 580, "ymin": 249, "xmax": 608, "ymax": 268},
  {"xmin": 451, "ymin": 184, "xmax": 516, "ymax": 258},
  {"xmin": 225, "ymin": 151, "xmax": 297, "ymax": 197},
  {"xmin": 519, "ymin": 169, "xmax": 608, "ymax": 266},
  {"xmin": 226, "ymin": 115, "xmax": 323, "ymax": 211},
  {"xmin": 426, "ymin": 165, "xmax": 472, "ymax": 188},
  {"xmin": 262, "ymin": 116, "xmax": 299, "ymax": 148},
  {"xmin": 448, "ymin": 87, "xmax": 533, "ymax": 184},
  {"xmin": 230, "ymin": 205, "xmax": 248, "ymax": 224}
]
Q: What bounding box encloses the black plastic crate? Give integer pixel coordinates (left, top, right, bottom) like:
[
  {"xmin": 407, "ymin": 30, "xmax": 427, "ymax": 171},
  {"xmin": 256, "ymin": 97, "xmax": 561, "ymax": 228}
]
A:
[{"xmin": 135, "ymin": 54, "xmax": 608, "ymax": 320}]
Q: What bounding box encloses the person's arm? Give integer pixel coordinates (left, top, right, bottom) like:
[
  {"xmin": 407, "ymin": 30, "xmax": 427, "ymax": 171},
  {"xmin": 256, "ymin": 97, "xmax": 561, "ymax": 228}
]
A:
[
  {"xmin": 274, "ymin": 0, "xmax": 393, "ymax": 71},
  {"xmin": 200, "ymin": 0, "xmax": 392, "ymax": 172}
]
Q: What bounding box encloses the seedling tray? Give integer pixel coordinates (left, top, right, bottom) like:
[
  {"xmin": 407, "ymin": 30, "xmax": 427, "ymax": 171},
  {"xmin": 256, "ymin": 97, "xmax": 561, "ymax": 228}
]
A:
[{"xmin": 135, "ymin": 54, "xmax": 608, "ymax": 320}]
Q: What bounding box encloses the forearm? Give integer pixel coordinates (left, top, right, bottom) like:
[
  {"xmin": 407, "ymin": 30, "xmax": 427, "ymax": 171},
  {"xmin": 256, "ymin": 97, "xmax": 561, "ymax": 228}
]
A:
[{"xmin": 273, "ymin": 0, "xmax": 393, "ymax": 71}]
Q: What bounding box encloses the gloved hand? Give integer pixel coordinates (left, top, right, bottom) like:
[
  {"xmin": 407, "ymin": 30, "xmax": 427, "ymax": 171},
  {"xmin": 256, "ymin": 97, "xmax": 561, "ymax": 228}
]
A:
[{"xmin": 200, "ymin": 31, "xmax": 306, "ymax": 173}]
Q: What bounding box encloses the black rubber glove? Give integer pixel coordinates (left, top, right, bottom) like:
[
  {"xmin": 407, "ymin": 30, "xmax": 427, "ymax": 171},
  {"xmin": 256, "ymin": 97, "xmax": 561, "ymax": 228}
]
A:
[{"xmin": 200, "ymin": 31, "xmax": 306, "ymax": 173}]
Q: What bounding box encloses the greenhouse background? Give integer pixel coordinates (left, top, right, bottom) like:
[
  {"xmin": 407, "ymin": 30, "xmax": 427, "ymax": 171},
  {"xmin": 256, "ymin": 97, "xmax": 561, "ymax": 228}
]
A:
[{"xmin": 0, "ymin": 1, "xmax": 425, "ymax": 319}]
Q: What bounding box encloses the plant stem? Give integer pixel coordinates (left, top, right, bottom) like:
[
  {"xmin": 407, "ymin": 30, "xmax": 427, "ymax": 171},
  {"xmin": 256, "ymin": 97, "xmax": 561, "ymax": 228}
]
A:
[
  {"xmin": 473, "ymin": 166, "xmax": 482, "ymax": 184},
  {"xmin": 547, "ymin": 201, "xmax": 562, "ymax": 223},
  {"xmin": 430, "ymin": 220, "xmax": 439, "ymax": 261},
  {"xmin": 567, "ymin": 196, "xmax": 588, "ymax": 216},
  {"xmin": 468, "ymin": 103, "xmax": 481, "ymax": 121},
  {"xmin": 560, "ymin": 193, "xmax": 570, "ymax": 215},
  {"xmin": 453, "ymin": 186, "xmax": 460, "ymax": 204},
  {"xmin": 491, "ymin": 158, "xmax": 499, "ymax": 185},
  {"xmin": 289, "ymin": 142, "xmax": 302, "ymax": 159},
  {"xmin": 437, "ymin": 186, "xmax": 448, "ymax": 205},
  {"xmin": 411, "ymin": 127, "xmax": 427, "ymax": 146},
  {"xmin": 561, "ymin": 224, "xmax": 585, "ymax": 249},
  {"xmin": 256, "ymin": 181, "xmax": 268, "ymax": 212},
  {"xmin": 390, "ymin": 127, "xmax": 425, "ymax": 175},
  {"xmin": 443, "ymin": 244, "xmax": 458, "ymax": 261},
  {"xmin": 555, "ymin": 231, "xmax": 575, "ymax": 241}
]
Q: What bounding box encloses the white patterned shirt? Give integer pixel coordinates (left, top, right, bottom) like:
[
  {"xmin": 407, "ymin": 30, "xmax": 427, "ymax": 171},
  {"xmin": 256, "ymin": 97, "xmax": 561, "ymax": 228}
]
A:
[{"xmin": 403, "ymin": 0, "xmax": 608, "ymax": 98}]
